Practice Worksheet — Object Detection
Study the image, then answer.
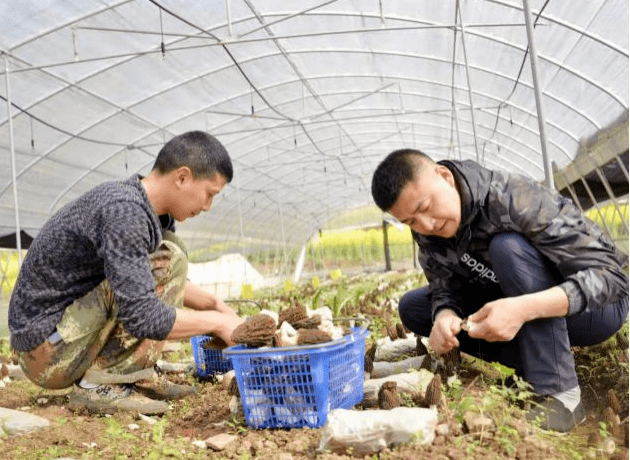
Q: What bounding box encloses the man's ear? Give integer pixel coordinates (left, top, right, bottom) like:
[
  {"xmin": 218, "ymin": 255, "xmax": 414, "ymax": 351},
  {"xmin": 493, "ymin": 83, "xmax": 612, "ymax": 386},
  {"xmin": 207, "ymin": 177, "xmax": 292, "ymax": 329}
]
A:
[
  {"xmin": 436, "ymin": 165, "xmax": 455, "ymax": 186},
  {"xmin": 173, "ymin": 166, "xmax": 193, "ymax": 187}
]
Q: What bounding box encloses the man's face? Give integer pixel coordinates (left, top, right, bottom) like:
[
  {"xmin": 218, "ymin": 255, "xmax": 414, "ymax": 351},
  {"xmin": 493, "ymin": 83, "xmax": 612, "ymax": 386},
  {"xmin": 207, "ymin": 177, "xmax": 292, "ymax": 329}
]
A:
[
  {"xmin": 388, "ymin": 163, "xmax": 461, "ymax": 238},
  {"xmin": 170, "ymin": 171, "xmax": 227, "ymax": 222}
]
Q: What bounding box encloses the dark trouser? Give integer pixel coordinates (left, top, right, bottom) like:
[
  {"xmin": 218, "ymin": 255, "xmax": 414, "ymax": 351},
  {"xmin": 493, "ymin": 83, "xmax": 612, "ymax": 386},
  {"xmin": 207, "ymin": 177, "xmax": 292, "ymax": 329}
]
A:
[{"xmin": 399, "ymin": 232, "xmax": 628, "ymax": 395}]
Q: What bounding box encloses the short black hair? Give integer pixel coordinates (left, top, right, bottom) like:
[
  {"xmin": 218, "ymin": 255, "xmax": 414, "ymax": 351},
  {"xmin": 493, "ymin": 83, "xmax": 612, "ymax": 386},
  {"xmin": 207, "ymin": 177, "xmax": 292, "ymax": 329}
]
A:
[
  {"xmin": 152, "ymin": 131, "xmax": 233, "ymax": 182},
  {"xmin": 371, "ymin": 149, "xmax": 434, "ymax": 211}
]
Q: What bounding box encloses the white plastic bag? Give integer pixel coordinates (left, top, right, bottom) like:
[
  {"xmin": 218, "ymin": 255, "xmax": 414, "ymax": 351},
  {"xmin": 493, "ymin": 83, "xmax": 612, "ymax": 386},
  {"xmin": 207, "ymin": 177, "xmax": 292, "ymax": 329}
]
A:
[
  {"xmin": 375, "ymin": 335, "xmax": 417, "ymax": 361},
  {"xmin": 371, "ymin": 355, "xmax": 426, "ymax": 378},
  {"xmin": 317, "ymin": 407, "xmax": 437, "ymax": 455},
  {"xmin": 362, "ymin": 368, "xmax": 434, "ymax": 407}
]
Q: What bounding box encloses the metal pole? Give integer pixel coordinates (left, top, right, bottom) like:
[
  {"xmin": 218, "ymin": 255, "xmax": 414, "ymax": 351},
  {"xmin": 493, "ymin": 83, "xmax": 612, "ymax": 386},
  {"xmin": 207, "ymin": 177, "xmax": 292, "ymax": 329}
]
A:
[
  {"xmin": 522, "ymin": 0, "xmax": 554, "ymax": 189},
  {"xmin": 277, "ymin": 187, "xmax": 288, "ymax": 274},
  {"xmin": 225, "ymin": 0, "xmax": 233, "ymax": 37},
  {"xmin": 234, "ymin": 172, "xmax": 244, "ymax": 238},
  {"xmin": 457, "ymin": 4, "xmax": 480, "ymax": 162},
  {"xmin": 382, "ymin": 219, "xmax": 391, "ymax": 271},
  {"xmin": 5, "ymin": 56, "xmax": 22, "ymax": 266}
]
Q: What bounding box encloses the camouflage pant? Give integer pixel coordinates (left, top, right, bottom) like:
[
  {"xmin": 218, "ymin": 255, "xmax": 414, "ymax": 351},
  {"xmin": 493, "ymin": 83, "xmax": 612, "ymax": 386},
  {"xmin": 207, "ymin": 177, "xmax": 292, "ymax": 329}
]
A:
[{"xmin": 16, "ymin": 231, "xmax": 188, "ymax": 389}]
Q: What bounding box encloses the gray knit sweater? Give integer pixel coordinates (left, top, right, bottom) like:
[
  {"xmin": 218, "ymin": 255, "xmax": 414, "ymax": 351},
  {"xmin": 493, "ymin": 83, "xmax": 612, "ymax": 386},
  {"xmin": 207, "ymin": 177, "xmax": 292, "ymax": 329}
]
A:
[{"xmin": 9, "ymin": 175, "xmax": 177, "ymax": 351}]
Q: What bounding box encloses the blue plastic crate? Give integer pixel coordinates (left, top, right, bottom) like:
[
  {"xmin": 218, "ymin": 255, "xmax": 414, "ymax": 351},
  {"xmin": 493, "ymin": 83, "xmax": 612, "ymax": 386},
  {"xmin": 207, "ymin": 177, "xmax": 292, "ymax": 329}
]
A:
[
  {"xmin": 223, "ymin": 324, "xmax": 369, "ymax": 429},
  {"xmin": 190, "ymin": 335, "xmax": 233, "ymax": 377}
]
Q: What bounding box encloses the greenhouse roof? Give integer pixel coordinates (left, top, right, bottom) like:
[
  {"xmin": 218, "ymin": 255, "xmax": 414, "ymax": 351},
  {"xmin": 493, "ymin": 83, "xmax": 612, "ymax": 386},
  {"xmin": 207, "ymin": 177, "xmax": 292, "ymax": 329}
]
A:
[{"xmin": 0, "ymin": 0, "xmax": 628, "ymax": 254}]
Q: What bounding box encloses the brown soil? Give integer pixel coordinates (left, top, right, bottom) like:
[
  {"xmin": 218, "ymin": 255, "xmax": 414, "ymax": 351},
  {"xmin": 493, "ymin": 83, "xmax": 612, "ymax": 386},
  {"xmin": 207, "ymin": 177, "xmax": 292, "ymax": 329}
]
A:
[
  {"xmin": 0, "ymin": 348, "xmax": 627, "ymax": 460},
  {"xmin": 0, "ymin": 270, "xmax": 627, "ymax": 460}
]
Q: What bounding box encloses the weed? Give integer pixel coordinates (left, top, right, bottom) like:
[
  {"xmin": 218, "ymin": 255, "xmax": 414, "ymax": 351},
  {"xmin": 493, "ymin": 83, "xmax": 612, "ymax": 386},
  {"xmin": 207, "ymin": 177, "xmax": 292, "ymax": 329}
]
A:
[
  {"xmin": 311, "ymin": 287, "xmax": 324, "ymax": 310},
  {"xmin": 105, "ymin": 417, "xmax": 138, "ymax": 442},
  {"xmin": 226, "ymin": 415, "xmax": 248, "ymax": 434},
  {"xmin": 496, "ymin": 423, "xmax": 519, "ymax": 456}
]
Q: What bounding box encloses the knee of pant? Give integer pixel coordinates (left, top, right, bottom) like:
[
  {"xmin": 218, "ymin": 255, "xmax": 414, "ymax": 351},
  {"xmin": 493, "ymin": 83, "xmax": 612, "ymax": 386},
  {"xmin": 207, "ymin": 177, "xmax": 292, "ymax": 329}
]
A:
[
  {"xmin": 398, "ymin": 293, "xmax": 416, "ymax": 325},
  {"xmin": 162, "ymin": 230, "xmax": 188, "ymax": 255},
  {"xmin": 489, "ymin": 232, "xmax": 532, "ymax": 265},
  {"xmin": 21, "ymin": 362, "xmax": 76, "ymax": 390},
  {"xmin": 160, "ymin": 240, "xmax": 188, "ymax": 280}
]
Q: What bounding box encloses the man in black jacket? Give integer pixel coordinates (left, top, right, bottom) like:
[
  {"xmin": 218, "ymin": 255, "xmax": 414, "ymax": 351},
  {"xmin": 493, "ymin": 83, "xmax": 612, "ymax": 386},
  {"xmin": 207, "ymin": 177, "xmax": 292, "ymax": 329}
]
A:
[{"xmin": 371, "ymin": 148, "xmax": 628, "ymax": 432}]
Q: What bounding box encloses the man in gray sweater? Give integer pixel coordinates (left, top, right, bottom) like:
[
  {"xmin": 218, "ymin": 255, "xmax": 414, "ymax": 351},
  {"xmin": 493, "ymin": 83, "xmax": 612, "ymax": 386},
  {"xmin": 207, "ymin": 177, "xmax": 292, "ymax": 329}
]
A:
[{"xmin": 9, "ymin": 131, "xmax": 244, "ymax": 413}]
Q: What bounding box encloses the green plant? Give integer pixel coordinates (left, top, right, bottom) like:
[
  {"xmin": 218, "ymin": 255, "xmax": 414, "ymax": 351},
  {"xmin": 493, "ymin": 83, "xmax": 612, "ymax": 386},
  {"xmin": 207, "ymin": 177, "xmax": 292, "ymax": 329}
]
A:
[
  {"xmin": 598, "ymin": 421, "xmax": 611, "ymax": 438},
  {"xmin": 226, "ymin": 416, "xmax": 248, "ymax": 435},
  {"xmin": 446, "ymin": 379, "xmax": 477, "ymax": 424},
  {"xmin": 496, "ymin": 423, "xmax": 519, "ymax": 456},
  {"xmin": 311, "ymin": 286, "xmax": 324, "ymax": 310},
  {"xmin": 330, "ymin": 292, "xmax": 353, "ymax": 317},
  {"xmin": 105, "ymin": 417, "xmax": 138, "ymax": 442}
]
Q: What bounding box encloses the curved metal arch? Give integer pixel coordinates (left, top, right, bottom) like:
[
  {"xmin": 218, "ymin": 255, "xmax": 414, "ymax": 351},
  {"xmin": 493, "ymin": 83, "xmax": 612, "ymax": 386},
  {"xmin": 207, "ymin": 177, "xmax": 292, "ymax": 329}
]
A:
[
  {"xmin": 242, "ymin": 116, "xmax": 546, "ymax": 179},
  {"xmin": 238, "ymin": 93, "xmax": 577, "ymax": 165},
  {"xmin": 210, "ymin": 120, "xmax": 544, "ymax": 233},
  {"xmin": 12, "ymin": 54, "xmax": 580, "ymax": 212},
  {"xmin": 3, "ymin": 4, "xmax": 628, "ymax": 218},
  {"xmin": 6, "ymin": 0, "xmax": 135, "ymax": 52},
  {"xmin": 242, "ymin": 6, "xmax": 628, "ymax": 58},
  {"xmin": 4, "ymin": 9, "xmax": 621, "ymax": 125},
  {"xmin": 483, "ymin": 0, "xmax": 628, "ymax": 57},
  {"xmin": 205, "ymin": 77, "xmax": 576, "ymax": 172},
  {"xmin": 1, "ymin": 53, "xmax": 583, "ymax": 203},
  {"xmin": 3, "ymin": 13, "xmax": 609, "ymax": 157}
]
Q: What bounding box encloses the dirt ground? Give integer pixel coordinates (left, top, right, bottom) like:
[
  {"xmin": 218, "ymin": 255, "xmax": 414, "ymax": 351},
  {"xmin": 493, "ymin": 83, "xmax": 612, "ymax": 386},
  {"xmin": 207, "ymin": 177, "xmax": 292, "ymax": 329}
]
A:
[
  {"xmin": 0, "ymin": 271, "xmax": 628, "ymax": 460},
  {"xmin": 0, "ymin": 343, "xmax": 627, "ymax": 460}
]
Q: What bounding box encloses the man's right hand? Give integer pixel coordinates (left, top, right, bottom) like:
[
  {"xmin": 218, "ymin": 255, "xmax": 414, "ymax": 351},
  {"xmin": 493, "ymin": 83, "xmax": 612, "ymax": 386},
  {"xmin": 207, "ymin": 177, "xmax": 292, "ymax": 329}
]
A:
[
  {"xmin": 213, "ymin": 313, "xmax": 246, "ymax": 346},
  {"xmin": 428, "ymin": 309, "xmax": 462, "ymax": 354},
  {"xmin": 166, "ymin": 309, "xmax": 245, "ymax": 343}
]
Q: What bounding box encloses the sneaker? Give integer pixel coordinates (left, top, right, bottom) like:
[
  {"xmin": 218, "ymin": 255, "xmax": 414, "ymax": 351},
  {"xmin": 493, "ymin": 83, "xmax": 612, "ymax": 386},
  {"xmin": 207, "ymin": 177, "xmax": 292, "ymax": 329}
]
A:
[
  {"xmin": 67, "ymin": 383, "xmax": 169, "ymax": 415},
  {"xmin": 134, "ymin": 376, "xmax": 197, "ymax": 401},
  {"xmin": 526, "ymin": 396, "xmax": 585, "ymax": 433}
]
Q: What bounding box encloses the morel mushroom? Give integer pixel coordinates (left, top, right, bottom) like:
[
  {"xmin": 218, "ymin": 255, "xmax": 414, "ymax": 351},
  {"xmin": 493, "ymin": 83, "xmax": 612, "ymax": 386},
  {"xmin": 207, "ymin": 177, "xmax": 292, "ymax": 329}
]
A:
[
  {"xmin": 231, "ymin": 314, "xmax": 277, "ymax": 348},
  {"xmin": 420, "ymin": 354, "xmax": 434, "ymax": 372},
  {"xmin": 386, "ymin": 322, "xmax": 398, "ymax": 341},
  {"xmin": 365, "ymin": 342, "xmax": 377, "ymax": 363},
  {"xmin": 424, "ymin": 373, "xmax": 442, "ymax": 407},
  {"xmin": 364, "ymin": 354, "xmax": 374, "ymax": 378},
  {"xmin": 616, "ymin": 331, "xmax": 629, "ymax": 349},
  {"xmin": 416, "ymin": 336, "xmax": 428, "ymax": 356},
  {"xmin": 292, "ymin": 315, "xmax": 321, "ymax": 330},
  {"xmin": 297, "ymin": 329, "xmax": 332, "ymax": 345},
  {"xmin": 442, "ymin": 347, "xmax": 461, "ymax": 377},
  {"xmin": 228, "ymin": 376, "xmax": 240, "ymax": 397},
  {"xmin": 607, "ymin": 389, "xmax": 621, "ymax": 415},
  {"xmin": 278, "ymin": 305, "xmax": 308, "ymax": 328},
  {"xmin": 603, "ymin": 406, "xmax": 620, "ymax": 429},
  {"xmin": 378, "ymin": 381, "xmax": 400, "ymax": 409},
  {"xmin": 395, "ymin": 322, "xmax": 407, "ymax": 339}
]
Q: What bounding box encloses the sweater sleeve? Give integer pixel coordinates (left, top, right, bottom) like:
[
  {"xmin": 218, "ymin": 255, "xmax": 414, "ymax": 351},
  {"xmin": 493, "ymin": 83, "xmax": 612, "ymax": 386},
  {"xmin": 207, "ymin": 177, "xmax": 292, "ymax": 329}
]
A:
[{"xmin": 95, "ymin": 201, "xmax": 176, "ymax": 339}]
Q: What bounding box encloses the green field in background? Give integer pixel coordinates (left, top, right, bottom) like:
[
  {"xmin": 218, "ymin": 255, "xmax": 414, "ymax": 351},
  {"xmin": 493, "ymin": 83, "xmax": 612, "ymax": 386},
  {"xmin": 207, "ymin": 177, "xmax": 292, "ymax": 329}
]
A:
[{"xmin": 1, "ymin": 201, "xmax": 628, "ymax": 295}]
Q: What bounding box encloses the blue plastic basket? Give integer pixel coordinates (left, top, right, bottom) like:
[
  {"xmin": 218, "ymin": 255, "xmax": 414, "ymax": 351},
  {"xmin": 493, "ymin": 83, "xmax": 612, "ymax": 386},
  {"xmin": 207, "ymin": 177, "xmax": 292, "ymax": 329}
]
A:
[
  {"xmin": 223, "ymin": 322, "xmax": 369, "ymax": 429},
  {"xmin": 190, "ymin": 335, "xmax": 233, "ymax": 377}
]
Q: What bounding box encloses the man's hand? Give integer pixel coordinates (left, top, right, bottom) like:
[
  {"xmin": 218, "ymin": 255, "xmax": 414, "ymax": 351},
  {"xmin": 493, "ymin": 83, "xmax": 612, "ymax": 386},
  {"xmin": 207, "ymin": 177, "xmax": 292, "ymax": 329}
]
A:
[
  {"xmin": 212, "ymin": 312, "xmax": 246, "ymax": 346},
  {"xmin": 184, "ymin": 282, "xmax": 238, "ymax": 317},
  {"xmin": 429, "ymin": 309, "xmax": 462, "ymax": 354},
  {"xmin": 166, "ymin": 309, "xmax": 245, "ymax": 343},
  {"xmin": 467, "ymin": 297, "xmax": 525, "ymax": 342}
]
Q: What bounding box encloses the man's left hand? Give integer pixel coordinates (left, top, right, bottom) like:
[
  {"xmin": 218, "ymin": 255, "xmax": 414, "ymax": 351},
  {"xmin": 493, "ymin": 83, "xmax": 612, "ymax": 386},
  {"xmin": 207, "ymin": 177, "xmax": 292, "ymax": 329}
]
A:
[{"xmin": 467, "ymin": 297, "xmax": 525, "ymax": 342}]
